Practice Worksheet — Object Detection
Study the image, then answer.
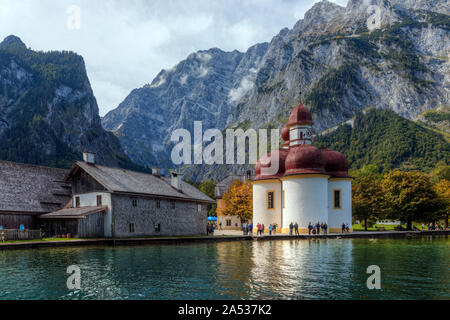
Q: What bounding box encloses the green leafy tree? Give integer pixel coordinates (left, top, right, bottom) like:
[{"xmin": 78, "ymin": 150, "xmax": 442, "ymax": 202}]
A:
[
  {"xmin": 434, "ymin": 179, "xmax": 450, "ymax": 229},
  {"xmin": 198, "ymin": 180, "xmax": 217, "ymax": 216},
  {"xmin": 352, "ymin": 173, "xmax": 385, "ymax": 231},
  {"xmin": 382, "ymin": 170, "xmax": 443, "ymax": 230}
]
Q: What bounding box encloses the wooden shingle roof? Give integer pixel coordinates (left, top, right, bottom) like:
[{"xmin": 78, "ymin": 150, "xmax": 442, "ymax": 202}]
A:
[
  {"xmin": 67, "ymin": 161, "xmax": 215, "ymax": 204},
  {"xmin": 40, "ymin": 206, "xmax": 107, "ymax": 219},
  {"xmin": 0, "ymin": 161, "xmax": 71, "ymax": 214}
]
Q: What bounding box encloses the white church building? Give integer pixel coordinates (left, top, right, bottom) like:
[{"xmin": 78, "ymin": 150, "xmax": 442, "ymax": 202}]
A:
[{"xmin": 253, "ymin": 102, "xmax": 352, "ymax": 234}]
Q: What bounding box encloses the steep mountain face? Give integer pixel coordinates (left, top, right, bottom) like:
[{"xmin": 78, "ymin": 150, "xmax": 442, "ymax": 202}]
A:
[
  {"xmin": 103, "ymin": 0, "xmax": 450, "ymax": 181},
  {"xmin": 102, "ymin": 44, "xmax": 269, "ymax": 170},
  {"xmin": 0, "ymin": 35, "xmax": 138, "ymax": 169}
]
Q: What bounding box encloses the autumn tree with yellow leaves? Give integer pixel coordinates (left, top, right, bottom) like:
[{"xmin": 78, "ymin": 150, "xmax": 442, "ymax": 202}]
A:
[{"xmin": 222, "ymin": 179, "xmax": 253, "ymax": 223}]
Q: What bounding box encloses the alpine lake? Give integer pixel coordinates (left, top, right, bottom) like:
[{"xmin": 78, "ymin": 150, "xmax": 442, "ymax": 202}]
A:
[{"xmin": 0, "ymin": 236, "xmax": 448, "ymax": 300}]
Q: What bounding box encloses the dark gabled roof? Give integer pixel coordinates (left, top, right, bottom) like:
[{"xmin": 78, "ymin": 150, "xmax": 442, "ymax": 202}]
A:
[
  {"xmin": 40, "ymin": 206, "xmax": 107, "ymax": 219},
  {"xmin": 0, "ymin": 161, "xmax": 71, "ymax": 213},
  {"xmin": 66, "ymin": 161, "xmax": 215, "ymax": 204},
  {"xmin": 215, "ymin": 175, "xmax": 247, "ymax": 199}
]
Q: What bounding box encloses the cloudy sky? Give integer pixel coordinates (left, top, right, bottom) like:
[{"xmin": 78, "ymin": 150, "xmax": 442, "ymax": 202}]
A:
[{"xmin": 0, "ymin": 0, "xmax": 348, "ymax": 116}]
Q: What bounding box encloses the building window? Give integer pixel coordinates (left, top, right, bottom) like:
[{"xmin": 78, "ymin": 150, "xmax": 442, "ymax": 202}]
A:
[
  {"xmin": 226, "ymin": 219, "xmax": 232, "ymax": 227},
  {"xmin": 171, "ymin": 200, "xmax": 176, "ymax": 209},
  {"xmin": 97, "ymin": 195, "xmax": 102, "ymax": 206},
  {"xmin": 129, "ymin": 223, "xmax": 135, "ymax": 233},
  {"xmin": 198, "ymin": 204, "xmax": 202, "ymax": 212},
  {"xmin": 75, "ymin": 196, "xmax": 80, "ymax": 208},
  {"xmin": 156, "ymin": 199, "xmax": 161, "ymax": 208},
  {"xmin": 132, "ymin": 199, "xmax": 138, "ymax": 207},
  {"xmin": 155, "ymin": 223, "xmax": 161, "ymax": 232},
  {"xmin": 333, "ymin": 189, "xmax": 342, "ymax": 209},
  {"xmin": 267, "ymin": 191, "xmax": 275, "ymax": 209}
]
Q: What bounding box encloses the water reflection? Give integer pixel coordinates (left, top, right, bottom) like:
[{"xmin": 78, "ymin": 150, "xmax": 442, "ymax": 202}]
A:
[{"xmin": 0, "ymin": 237, "xmax": 448, "ymax": 300}]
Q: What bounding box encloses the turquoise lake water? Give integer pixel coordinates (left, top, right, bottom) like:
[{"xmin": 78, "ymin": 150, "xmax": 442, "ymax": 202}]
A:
[{"xmin": 0, "ymin": 236, "xmax": 448, "ymax": 300}]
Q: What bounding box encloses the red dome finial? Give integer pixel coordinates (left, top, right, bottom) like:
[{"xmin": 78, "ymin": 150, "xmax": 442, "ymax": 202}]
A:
[{"xmin": 287, "ymin": 102, "xmax": 313, "ymax": 127}]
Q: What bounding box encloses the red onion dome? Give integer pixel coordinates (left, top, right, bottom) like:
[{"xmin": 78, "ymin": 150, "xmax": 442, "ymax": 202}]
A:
[
  {"xmin": 284, "ymin": 143, "xmax": 327, "ymax": 176},
  {"xmin": 254, "ymin": 149, "xmax": 289, "ymax": 180},
  {"xmin": 287, "ymin": 102, "xmax": 313, "ymax": 127},
  {"xmin": 281, "ymin": 124, "xmax": 290, "ymax": 142},
  {"xmin": 321, "ymin": 148, "xmax": 350, "ymax": 178}
]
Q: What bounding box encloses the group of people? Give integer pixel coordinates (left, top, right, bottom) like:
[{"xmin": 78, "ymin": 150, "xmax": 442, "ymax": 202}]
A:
[
  {"xmin": 306, "ymin": 222, "xmax": 328, "ymax": 235},
  {"xmin": 341, "ymin": 222, "xmax": 350, "ymax": 233},
  {"xmin": 206, "ymin": 223, "xmax": 216, "ymax": 235},
  {"xmin": 247, "ymin": 223, "xmax": 279, "ymax": 236}
]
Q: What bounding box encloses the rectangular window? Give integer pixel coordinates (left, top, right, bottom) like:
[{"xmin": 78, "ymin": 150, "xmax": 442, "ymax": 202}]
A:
[
  {"xmin": 129, "ymin": 223, "xmax": 135, "ymax": 233},
  {"xmin": 171, "ymin": 200, "xmax": 176, "ymax": 209},
  {"xmin": 97, "ymin": 195, "xmax": 102, "ymax": 206},
  {"xmin": 267, "ymin": 191, "xmax": 275, "ymax": 209},
  {"xmin": 75, "ymin": 196, "xmax": 80, "ymax": 208},
  {"xmin": 156, "ymin": 199, "xmax": 161, "ymax": 208},
  {"xmin": 155, "ymin": 223, "xmax": 161, "ymax": 232},
  {"xmin": 226, "ymin": 219, "xmax": 232, "ymax": 227},
  {"xmin": 334, "ymin": 190, "xmax": 342, "ymax": 209},
  {"xmin": 198, "ymin": 204, "xmax": 202, "ymax": 212},
  {"xmin": 132, "ymin": 199, "xmax": 137, "ymax": 207}
]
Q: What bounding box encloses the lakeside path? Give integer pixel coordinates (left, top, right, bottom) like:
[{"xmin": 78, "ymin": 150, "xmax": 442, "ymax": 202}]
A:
[{"xmin": 0, "ymin": 230, "xmax": 448, "ymax": 250}]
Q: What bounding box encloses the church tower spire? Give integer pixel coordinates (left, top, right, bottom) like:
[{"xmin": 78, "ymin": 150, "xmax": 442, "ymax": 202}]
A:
[{"xmin": 287, "ymin": 102, "xmax": 314, "ymax": 147}]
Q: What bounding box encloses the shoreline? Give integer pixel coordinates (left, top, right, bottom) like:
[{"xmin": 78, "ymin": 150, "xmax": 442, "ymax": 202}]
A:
[{"xmin": 0, "ymin": 230, "xmax": 448, "ymax": 251}]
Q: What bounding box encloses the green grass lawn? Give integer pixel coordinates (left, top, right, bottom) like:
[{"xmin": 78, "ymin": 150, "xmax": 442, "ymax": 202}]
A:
[
  {"xmin": 352, "ymin": 223, "xmax": 428, "ymax": 232},
  {"xmin": 1, "ymin": 238, "xmax": 83, "ymax": 244}
]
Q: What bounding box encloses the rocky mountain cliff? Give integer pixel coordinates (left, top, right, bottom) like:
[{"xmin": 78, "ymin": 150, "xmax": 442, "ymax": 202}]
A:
[
  {"xmin": 103, "ymin": 0, "xmax": 450, "ymax": 181},
  {"xmin": 0, "ymin": 35, "xmax": 139, "ymax": 169}
]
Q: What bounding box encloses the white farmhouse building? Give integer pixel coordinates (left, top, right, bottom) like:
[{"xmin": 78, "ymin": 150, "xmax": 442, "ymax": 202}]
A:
[{"xmin": 253, "ymin": 102, "xmax": 352, "ymax": 234}]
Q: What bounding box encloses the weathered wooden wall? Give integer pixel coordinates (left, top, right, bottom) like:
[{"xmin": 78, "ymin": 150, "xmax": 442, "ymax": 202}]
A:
[
  {"xmin": 77, "ymin": 213, "xmax": 104, "ymax": 238},
  {"xmin": 43, "ymin": 213, "xmax": 104, "ymax": 238},
  {"xmin": 72, "ymin": 170, "xmax": 106, "ymax": 195},
  {"xmin": 0, "ymin": 212, "xmax": 38, "ymax": 229}
]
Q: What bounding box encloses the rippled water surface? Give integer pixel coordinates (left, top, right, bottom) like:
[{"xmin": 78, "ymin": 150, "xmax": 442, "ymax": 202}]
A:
[{"xmin": 0, "ymin": 237, "xmax": 448, "ymax": 300}]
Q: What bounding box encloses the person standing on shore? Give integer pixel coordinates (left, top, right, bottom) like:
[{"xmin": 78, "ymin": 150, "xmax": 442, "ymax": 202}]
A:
[
  {"xmin": 323, "ymin": 223, "xmax": 328, "ymax": 234},
  {"xmin": 249, "ymin": 223, "xmax": 253, "ymax": 235},
  {"xmin": 316, "ymin": 222, "xmax": 321, "ymax": 235},
  {"xmin": 269, "ymin": 224, "xmax": 273, "ymax": 236},
  {"xmin": 342, "ymin": 223, "xmax": 346, "ymax": 233},
  {"xmin": 273, "ymin": 223, "xmax": 277, "ymax": 235},
  {"xmin": 294, "ymin": 222, "xmax": 299, "ymax": 236},
  {"xmin": 289, "ymin": 222, "xmax": 294, "ymax": 236},
  {"xmin": 262, "ymin": 224, "xmax": 265, "ymax": 235},
  {"xmin": 308, "ymin": 222, "xmax": 313, "ymax": 235}
]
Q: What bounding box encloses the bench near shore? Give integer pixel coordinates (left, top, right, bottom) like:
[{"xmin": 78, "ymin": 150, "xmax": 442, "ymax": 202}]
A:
[{"xmin": 0, "ymin": 230, "xmax": 448, "ymax": 250}]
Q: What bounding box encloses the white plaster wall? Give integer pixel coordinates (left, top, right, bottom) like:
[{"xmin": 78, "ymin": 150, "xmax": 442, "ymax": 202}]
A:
[
  {"xmin": 328, "ymin": 180, "xmax": 352, "ymax": 229},
  {"xmin": 74, "ymin": 192, "xmax": 112, "ymax": 237},
  {"xmin": 253, "ymin": 181, "xmax": 282, "ymax": 227},
  {"xmin": 282, "ymin": 177, "xmax": 328, "ymax": 230}
]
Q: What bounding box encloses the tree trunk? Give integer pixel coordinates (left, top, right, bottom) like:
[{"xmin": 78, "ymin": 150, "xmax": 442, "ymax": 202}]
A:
[
  {"xmin": 364, "ymin": 218, "xmax": 368, "ymax": 231},
  {"xmin": 406, "ymin": 219, "xmax": 412, "ymax": 231}
]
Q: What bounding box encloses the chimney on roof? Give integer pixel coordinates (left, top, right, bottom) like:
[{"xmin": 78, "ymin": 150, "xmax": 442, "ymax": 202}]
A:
[
  {"xmin": 171, "ymin": 172, "xmax": 182, "ymax": 192},
  {"xmin": 82, "ymin": 151, "xmax": 96, "ymax": 165},
  {"xmin": 152, "ymin": 167, "xmax": 161, "ymax": 177}
]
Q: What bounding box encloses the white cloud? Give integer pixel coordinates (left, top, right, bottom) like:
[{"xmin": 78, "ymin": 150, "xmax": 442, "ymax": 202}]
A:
[{"xmin": 0, "ymin": 0, "xmax": 348, "ymax": 116}]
